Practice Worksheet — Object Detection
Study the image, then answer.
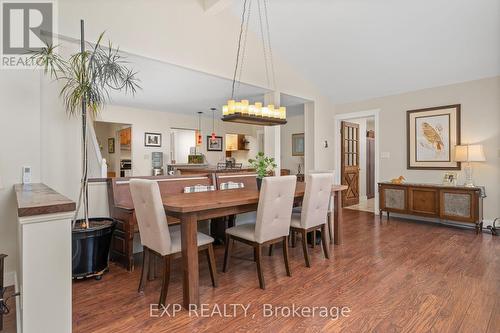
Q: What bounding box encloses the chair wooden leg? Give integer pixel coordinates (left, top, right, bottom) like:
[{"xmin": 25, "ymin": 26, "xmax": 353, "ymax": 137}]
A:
[
  {"xmin": 291, "ymin": 230, "xmax": 297, "ymax": 248},
  {"xmin": 159, "ymin": 256, "xmax": 171, "ymax": 306},
  {"xmin": 312, "ymin": 230, "xmax": 316, "ymax": 248},
  {"xmin": 138, "ymin": 247, "xmax": 150, "ymax": 293},
  {"xmin": 282, "ymin": 236, "xmax": 291, "ymax": 277},
  {"xmin": 255, "ymin": 245, "xmax": 265, "ymax": 289},
  {"xmin": 328, "ymin": 212, "xmax": 334, "ymax": 244},
  {"xmin": 321, "ymin": 224, "xmax": 330, "ymax": 259},
  {"xmin": 253, "ymin": 247, "xmax": 257, "ymax": 262},
  {"xmin": 223, "ymin": 234, "xmax": 233, "ymax": 272},
  {"xmin": 148, "ymin": 253, "xmax": 156, "ymax": 281},
  {"xmin": 301, "ymin": 230, "xmax": 311, "ymax": 267},
  {"xmin": 206, "ymin": 244, "xmax": 218, "ymax": 287},
  {"xmin": 268, "ymin": 244, "xmax": 274, "ymax": 256}
]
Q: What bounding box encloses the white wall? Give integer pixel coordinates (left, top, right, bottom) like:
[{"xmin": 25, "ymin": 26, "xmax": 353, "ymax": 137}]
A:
[
  {"xmin": 0, "ymin": 71, "xmax": 41, "ymax": 282},
  {"xmin": 335, "ymin": 76, "xmax": 500, "ymax": 221},
  {"xmin": 280, "ymin": 108, "xmax": 305, "ymax": 174}
]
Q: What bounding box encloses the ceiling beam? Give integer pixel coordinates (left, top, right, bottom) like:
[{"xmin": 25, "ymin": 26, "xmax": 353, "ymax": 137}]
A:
[{"xmin": 200, "ymin": 0, "xmax": 232, "ymax": 15}]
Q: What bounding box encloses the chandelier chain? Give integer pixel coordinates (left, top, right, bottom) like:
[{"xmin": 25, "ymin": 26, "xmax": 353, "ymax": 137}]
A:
[
  {"xmin": 257, "ymin": 0, "xmax": 271, "ymax": 89},
  {"xmin": 236, "ymin": 0, "xmax": 252, "ymax": 98},
  {"xmin": 231, "ymin": 0, "xmax": 248, "ymax": 99},
  {"xmin": 263, "ymin": 0, "xmax": 276, "ymax": 91}
]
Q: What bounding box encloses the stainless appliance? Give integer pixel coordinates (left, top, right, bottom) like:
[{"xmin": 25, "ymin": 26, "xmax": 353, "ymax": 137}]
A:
[
  {"xmin": 152, "ymin": 152, "xmax": 164, "ymax": 176},
  {"xmin": 120, "ymin": 159, "xmax": 132, "ymax": 177}
]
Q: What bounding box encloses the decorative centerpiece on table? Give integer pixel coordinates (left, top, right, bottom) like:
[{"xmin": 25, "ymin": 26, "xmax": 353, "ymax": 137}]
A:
[
  {"xmin": 29, "ymin": 20, "xmax": 140, "ymax": 280},
  {"xmin": 248, "ymin": 152, "xmax": 277, "ymax": 190}
]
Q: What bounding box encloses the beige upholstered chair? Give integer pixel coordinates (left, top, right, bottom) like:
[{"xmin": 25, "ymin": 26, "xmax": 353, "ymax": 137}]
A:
[
  {"xmin": 130, "ymin": 179, "xmax": 217, "ymax": 306},
  {"xmin": 290, "ymin": 173, "xmax": 333, "ymax": 267},
  {"xmin": 223, "ymin": 176, "xmax": 297, "ymax": 289},
  {"xmin": 293, "ymin": 170, "xmax": 336, "ymax": 244}
]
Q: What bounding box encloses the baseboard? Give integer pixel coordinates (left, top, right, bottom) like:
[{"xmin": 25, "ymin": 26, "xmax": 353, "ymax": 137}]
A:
[{"xmin": 4, "ymin": 271, "xmax": 16, "ymax": 287}]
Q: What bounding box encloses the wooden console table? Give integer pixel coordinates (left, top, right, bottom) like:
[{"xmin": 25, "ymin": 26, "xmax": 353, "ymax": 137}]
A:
[{"xmin": 378, "ymin": 182, "xmax": 484, "ymax": 233}]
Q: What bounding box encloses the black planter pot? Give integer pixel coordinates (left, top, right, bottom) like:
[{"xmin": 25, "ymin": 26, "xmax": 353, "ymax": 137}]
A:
[
  {"xmin": 72, "ymin": 218, "xmax": 116, "ymax": 280},
  {"xmin": 256, "ymin": 177, "xmax": 263, "ymax": 191}
]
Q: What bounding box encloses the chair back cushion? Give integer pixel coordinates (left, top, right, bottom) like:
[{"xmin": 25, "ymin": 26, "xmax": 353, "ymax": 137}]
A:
[
  {"xmin": 301, "ymin": 173, "xmax": 333, "ymax": 228},
  {"xmin": 130, "ymin": 179, "xmax": 171, "ymax": 255},
  {"xmin": 255, "ymin": 176, "xmax": 297, "ymax": 243}
]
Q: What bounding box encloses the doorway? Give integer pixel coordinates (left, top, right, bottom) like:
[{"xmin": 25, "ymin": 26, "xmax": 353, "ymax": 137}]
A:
[
  {"xmin": 334, "ymin": 111, "xmax": 379, "ymax": 214},
  {"xmin": 94, "ymin": 121, "xmax": 132, "ymax": 178}
]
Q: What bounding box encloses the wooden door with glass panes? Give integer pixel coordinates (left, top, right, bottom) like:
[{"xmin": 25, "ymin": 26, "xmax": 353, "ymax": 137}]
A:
[{"xmin": 341, "ymin": 121, "xmax": 360, "ymax": 207}]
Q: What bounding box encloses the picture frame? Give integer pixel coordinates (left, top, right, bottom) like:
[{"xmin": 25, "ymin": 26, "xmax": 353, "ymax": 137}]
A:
[
  {"xmin": 407, "ymin": 104, "xmax": 461, "ymax": 170},
  {"xmin": 292, "ymin": 133, "xmax": 305, "ymax": 156},
  {"xmin": 206, "ymin": 136, "xmax": 223, "ymax": 151},
  {"xmin": 442, "ymin": 171, "xmax": 458, "ymax": 185},
  {"xmin": 144, "ymin": 132, "xmax": 162, "ymax": 147},
  {"xmin": 108, "ymin": 138, "xmax": 115, "ymax": 154}
]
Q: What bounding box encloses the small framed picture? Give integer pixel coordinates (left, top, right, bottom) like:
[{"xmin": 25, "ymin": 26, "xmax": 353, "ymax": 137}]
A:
[
  {"xmin": 292, "ymin": 133, "xmax": 305, "ymax": 156},
  {"xmin": 108, "ymin": 138, "xmax": 115, "ymax": 153},
  {"xmin": 207, "ymin": 136, "xmax": 223, "ymax": 151},
  {"xmin": 443, "ymin": 171, "xmax": 457, "ymax": 185},
  {"xmin": 145, "ymin": 132, "xmax": 162, "ymax": 147}
]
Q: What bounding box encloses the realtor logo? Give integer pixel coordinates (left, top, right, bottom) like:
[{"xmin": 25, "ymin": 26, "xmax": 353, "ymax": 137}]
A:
[{"xmin": 1, "ymin": 1, "xmax": 54, "ymax": 68}]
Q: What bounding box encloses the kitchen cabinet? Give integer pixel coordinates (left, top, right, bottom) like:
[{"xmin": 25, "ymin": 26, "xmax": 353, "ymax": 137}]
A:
[{"xmin": 120, "ymin": 127, "xmax": 132, "ymax": 146}]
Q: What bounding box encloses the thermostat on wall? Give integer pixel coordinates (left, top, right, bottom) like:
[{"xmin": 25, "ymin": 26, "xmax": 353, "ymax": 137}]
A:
[{"xmin": 22, "ymin": 166, "xmax": 32, "ymax": 184}]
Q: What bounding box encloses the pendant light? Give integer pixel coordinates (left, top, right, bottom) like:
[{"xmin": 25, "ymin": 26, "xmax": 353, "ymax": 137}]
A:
[
  {"xmin": 210, "ymin": 107, "xmax": 217, "ymax": 142},
  {"xmin": 196, "ymin": 111, "xmax": 203, "ymax": 147},
  {"xmin": 222, "ymin": 0, "xmax": 287, "ymax": 126}
]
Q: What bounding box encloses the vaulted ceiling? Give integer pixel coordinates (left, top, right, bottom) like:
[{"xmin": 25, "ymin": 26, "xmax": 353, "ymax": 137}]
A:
[{"xmin": 243, "ymin": 0, "xmax": 500, "ymax": 104}]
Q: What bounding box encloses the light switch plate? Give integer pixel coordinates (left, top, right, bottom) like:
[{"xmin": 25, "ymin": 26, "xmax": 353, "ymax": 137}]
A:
[{"xmin": 381, "ymin": 152, "xmax": 390, "ymax": 159}]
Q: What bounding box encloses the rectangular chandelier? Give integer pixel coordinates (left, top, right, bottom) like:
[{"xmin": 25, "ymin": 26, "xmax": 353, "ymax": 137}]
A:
[{"xmin": 222, "ymin": 99, "xmax": 287, "ymax": 126}]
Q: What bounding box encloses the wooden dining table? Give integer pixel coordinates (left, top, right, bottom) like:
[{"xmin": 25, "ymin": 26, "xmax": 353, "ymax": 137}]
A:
[{"xmin": 162, "ymin": 182, "xmax": 347, "ymax": 308}]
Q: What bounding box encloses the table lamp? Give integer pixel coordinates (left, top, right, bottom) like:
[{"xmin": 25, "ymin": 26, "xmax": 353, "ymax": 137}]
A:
[{"xmin": 454, "ymin": 144, "xmax": 486, "ymax": 187}]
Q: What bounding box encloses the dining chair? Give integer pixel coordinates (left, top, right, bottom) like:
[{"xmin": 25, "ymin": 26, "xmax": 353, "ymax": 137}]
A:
[
  {"xmin": 293, "ymin": 170, "xmax": 336, "ymax": 244},
  {"xmin": 290, "ymin": 173, "xmax": 333, "ymax": 267},
  {"xmin": 223, "ymin": 175, "xmax": 297, "ymax": 289},
  {"xmin": 130, "ymin": 179, "xmax": 218, "ymax": 306}
]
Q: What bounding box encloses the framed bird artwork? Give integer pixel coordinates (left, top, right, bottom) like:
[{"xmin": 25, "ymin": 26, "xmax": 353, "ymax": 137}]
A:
[{"xmin": 407, "ymin": 104, "xmax": 461, "ymax": 170}]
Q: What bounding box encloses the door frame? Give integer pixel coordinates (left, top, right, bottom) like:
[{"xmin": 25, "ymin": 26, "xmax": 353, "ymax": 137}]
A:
[{"xmin": 334, "ymin": 109, "xmax": 380, "ymax": 214}]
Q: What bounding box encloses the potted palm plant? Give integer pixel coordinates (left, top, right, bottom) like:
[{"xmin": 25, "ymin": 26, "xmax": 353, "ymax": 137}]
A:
[
  {"xmin": 248, "ymin": 152, "xmax": 278, "ymax": 190},
  {"xmin": 30, "ymin": 20, "xmax": 140, "ymax": 279}
]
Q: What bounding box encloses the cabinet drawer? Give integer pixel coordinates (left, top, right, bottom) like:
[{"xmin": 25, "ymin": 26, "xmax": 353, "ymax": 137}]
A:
[{"xmin": 408, "ymin": 187, "xmax": 439, "ymax": 216}]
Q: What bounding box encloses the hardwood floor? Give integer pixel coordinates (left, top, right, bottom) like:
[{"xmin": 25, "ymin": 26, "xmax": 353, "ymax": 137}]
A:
[{"xmin": 73, "ymin": 210, "xmax": 500, "ymax": 333}]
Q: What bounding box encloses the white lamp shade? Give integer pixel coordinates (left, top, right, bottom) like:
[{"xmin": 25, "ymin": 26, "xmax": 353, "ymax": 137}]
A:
[
  {"xmin": 0, "ymin": 175, "xmax": 3, "ymax": 190},
  {"xmin": 454, "ymin": 144, "xmax": 486, "ymax": 162}
]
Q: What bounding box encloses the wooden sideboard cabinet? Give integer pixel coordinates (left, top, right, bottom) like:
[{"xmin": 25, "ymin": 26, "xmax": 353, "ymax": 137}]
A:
[{"xmin": 378, "ymin": 182, "xmax": 484, "ymax": 233}]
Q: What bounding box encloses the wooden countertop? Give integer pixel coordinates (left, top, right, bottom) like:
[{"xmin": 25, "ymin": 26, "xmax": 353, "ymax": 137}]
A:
[
  {"xmin": 15, "ymin": 183, "xmax": 76, "ymax": 217},
  {"xmin": 163, "ymin": 182, "xmax": 347, "ymax": 213}
]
